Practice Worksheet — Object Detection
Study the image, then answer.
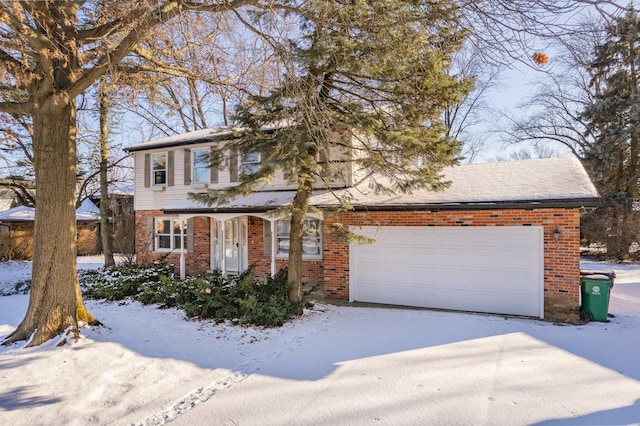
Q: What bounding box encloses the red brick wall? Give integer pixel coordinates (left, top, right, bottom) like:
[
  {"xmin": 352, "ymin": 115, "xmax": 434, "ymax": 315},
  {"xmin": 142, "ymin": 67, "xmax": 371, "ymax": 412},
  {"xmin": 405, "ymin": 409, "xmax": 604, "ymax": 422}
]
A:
[
  {"xmin": 321, "ymin": 208, "xmax": 581, "ymax": 321},
  {"xmin": 247, "ymin": 217, "xmax": 323, "ymax": 285},
  {"xmin": 135, "ymin": 210, "xmax": 211, "ymax": 276},
  {"xmin": 135, "ymin": 211, "xmax": 323, "ymax": 284},
  {"xmin": 135, "ymin": 207, "xmax": 581, "ymax": 320}
]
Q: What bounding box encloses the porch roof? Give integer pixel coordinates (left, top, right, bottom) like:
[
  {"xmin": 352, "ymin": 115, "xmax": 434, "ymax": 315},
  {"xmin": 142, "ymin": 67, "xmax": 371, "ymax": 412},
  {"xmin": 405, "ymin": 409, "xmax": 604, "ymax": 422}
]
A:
[{"xmin": 162, "ymin": 189, "xmax": 332, "ymax": 214}]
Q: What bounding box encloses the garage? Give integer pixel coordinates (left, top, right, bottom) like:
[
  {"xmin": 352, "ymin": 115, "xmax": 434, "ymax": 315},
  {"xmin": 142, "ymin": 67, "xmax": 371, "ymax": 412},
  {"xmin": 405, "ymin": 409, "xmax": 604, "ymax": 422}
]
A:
[{"xmin": 349, "ymin": 226, "xmax": 544, "ymax": 318}]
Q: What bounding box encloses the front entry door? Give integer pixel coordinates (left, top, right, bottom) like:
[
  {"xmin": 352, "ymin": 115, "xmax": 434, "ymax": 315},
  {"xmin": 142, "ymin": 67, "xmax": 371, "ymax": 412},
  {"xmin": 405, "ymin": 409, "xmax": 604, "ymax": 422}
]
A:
[{"xmin": 224, "ymin": 217, "xmax": 247, "ymax": 273}]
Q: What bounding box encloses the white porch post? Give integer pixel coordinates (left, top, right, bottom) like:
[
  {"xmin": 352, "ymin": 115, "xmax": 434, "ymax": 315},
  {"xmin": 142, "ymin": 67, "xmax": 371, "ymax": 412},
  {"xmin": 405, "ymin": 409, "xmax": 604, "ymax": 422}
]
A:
[
  {"xmin": 270, "ymin": 219, "xmax": 276, "ymax": 277},
  {"xmin": 179, "ymin": 217, "xmax": 185, "ymax": 280},
  {"xmin": 221, "ymin": 220, "xmax": 226, "ymax": 276}
]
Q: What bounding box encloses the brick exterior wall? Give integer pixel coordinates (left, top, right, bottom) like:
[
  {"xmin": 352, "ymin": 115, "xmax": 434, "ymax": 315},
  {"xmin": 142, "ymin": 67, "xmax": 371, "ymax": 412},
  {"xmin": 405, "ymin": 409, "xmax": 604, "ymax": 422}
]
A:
[
  {"xmin": 321, "ymin": 208, "xmax": 581, "ymax": 321},
  {"xmin": 135, "ymin": 211, "xmax": 323, "ymax": 284},
  {"xmin": 135, "ymin": 210, "xmax": 212, "ymax": 276},
  {"xmin": 246, "ymin": 217, "xmax": 324, "ymax": 285},
  {"xmin": 135, "ymin": 206, "xmax": 581, "ymax": 321}
]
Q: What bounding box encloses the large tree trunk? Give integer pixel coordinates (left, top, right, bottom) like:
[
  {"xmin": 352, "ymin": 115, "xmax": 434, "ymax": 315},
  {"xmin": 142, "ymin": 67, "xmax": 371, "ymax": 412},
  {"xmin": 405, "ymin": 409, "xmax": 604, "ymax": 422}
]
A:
[
  {"xmin": 2, "ymin": 93, "xmax": 99, "ymax": 347},
  {"xmin": 99, "ymin": 79, "xmax": 115, "ymax": 267},
  {"xmin": 288, "ymin": 161, "xmax": 315, "ymax": 311}
]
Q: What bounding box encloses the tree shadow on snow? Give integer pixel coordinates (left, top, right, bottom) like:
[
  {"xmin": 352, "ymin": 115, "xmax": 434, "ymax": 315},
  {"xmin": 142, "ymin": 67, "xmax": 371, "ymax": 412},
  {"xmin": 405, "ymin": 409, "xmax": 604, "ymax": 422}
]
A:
[{"xmin": 0, "ymin": 386, "xmax": 62, "ymax": 411}]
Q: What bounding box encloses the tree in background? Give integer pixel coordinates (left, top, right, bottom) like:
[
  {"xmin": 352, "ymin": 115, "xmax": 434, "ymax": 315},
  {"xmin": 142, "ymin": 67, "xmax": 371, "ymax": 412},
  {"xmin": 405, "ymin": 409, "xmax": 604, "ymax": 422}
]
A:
[
  {"xmin": 460, "ymin": 0, "xmax": 625, "ymax": 67},
  {"xmin": 503, "ymin": 7, "xmax": 640, "ymax": 257},
  {"xmin": 580, "ymin": 8, "xmax": 640, "ymax": 258},
  {"xmin": 0, "ymin": 0, "xmax": 308, "ymax": 347},
  {"xmin": 445, "ymin": 46, "xmax": 501, "ymax": 162},
  {"xmin": 0, "ymin": 114, "xmax": 36, "ymax": 206},
  {"xmin": 193, "ymin": 0, "xmax": 472, "ymax": 306},
  {"xmin": 98, "ymin": 77, "xmax": 115, "ymax": 267},
  {"xmin": 118, "ymin": 10, "xmax": 284, "ymax": 138}
]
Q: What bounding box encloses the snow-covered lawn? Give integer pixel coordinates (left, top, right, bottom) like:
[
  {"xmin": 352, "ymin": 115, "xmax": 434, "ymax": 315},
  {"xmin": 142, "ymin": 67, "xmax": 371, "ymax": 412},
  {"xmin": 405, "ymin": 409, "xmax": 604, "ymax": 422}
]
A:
[{"xmin": 1, "ymin": 257, "xmax": 639, "ymax": 425}]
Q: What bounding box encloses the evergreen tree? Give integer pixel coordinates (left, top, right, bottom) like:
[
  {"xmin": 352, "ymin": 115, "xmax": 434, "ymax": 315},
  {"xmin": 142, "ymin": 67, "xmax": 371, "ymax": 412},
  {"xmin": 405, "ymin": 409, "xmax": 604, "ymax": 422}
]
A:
[
  {"xmin": 581, "ymin": 7, "xmax": 640, "ymax": 258},
  {"xmin": 192, "ymin": 0, "xmax": 473, "ymax": 306}
]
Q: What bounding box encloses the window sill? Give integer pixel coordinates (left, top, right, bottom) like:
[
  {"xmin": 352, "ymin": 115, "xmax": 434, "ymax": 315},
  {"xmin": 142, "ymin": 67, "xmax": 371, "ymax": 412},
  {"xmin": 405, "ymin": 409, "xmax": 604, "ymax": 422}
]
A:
[
  {"xmin": 276, "ymin": 255, "xmax": 323, "ymax": 261},
  {"xmin": 191, "ymin": 182, "xmax": 208, "ymax": 189},
  {"xmin": 152, "ymin": 185, "xmax": 166, "ymax": 192}
]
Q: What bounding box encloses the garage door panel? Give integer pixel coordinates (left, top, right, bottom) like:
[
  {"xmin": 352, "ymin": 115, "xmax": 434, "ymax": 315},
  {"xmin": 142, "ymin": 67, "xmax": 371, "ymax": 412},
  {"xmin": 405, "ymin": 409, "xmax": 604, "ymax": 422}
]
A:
[{"xmin": 350, "ymin": 226, "xmax": 543, "ymax": 318}]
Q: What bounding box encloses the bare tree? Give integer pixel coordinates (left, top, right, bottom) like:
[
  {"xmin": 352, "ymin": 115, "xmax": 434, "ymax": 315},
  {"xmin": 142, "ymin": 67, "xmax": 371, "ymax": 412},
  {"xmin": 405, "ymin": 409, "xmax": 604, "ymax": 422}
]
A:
[
  {"xmin": 0, "ymin": 0, "xmax": 308, "ymax": 347},
  {"xmin": 497, "ymin": 16, "xmax": 605, "ymax": 157},
  {"xmin": 461, "ymin": 0, "xmax": 625, "ymax": 67},
  {"xmin": 445, "ymin": 46, "xmax": 502, "ymax": 162},
  {"xmin": 122, "ymin": 11, "xmax": 285, "ymax": 135}
]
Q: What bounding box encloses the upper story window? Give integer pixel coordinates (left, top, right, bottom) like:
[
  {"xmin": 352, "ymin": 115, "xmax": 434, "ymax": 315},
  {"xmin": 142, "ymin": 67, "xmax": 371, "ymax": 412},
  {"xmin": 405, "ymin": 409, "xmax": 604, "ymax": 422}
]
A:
[
  {"xmin": 192, "ymin": 148, "xmax": 210, "ymax": 184},
  {"xmin": 151, "ymin": 153, "xmax": 167, "ymax": 185},
  {"xmin": 155, "ymin": 217, "xmax": 187, "ymax": 251},
  {"xmin": 239, "ymin": 152, "xmax": 261, "ymax": 176}
]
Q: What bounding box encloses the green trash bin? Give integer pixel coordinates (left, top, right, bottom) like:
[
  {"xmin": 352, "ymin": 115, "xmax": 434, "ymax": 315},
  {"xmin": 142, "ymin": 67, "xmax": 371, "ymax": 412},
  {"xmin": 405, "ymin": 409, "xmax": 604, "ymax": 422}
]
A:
[{"xmin": 580, "ymin": 272, "xmax": 614, "ymax": 322}]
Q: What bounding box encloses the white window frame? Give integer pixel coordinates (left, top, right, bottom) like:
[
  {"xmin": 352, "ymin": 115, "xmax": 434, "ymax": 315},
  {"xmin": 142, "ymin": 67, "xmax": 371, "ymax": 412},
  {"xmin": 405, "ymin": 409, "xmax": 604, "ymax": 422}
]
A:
[
  {"xmin": 192, "ymin": 148, "xmax": 210, "ymax": 184},
  {"xmin": 151, "ymin": 152, "xmax": 168, "ymax": 186},
  {"xmin": 239, "ymin": 151, "xmax": 261, "ymax": 176},
  {"xmin": 275, "ymin": 217, "xmax": 322, "ymax": 259},
  {"xmin": 154, "ymin": 217, "xmax": 187, "ymax": 252}
]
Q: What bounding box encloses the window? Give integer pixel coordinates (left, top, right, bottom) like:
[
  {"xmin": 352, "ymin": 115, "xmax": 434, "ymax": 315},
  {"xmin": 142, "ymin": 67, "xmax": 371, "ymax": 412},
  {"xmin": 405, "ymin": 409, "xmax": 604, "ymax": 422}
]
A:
[
  {"xmin": 239, "ymin": 152, "xmax": 260, "ymax": 176},
  {"xmin": 192, "ymin": 148, "xmax": 209, "ymax": 184},
  {"xmin": 151, "ymin": 153, "xmax": 167, "ymax": 185},
  {"xmin": 275, "ymin": 217, "xmax": 322, "ymax": 258},
  {"xmin": 155, "ymin": 217, "xmax": 187, "ymax": 251}
]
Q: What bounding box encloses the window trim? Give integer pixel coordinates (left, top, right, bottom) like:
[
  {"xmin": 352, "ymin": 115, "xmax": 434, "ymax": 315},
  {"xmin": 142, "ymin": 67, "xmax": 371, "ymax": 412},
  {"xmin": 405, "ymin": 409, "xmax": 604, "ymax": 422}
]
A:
[
  {"xmin": 154, "ymin": 217, "xmax": 187, "ymax": 252},
  {"xmin": 151, "ymin": 152, "xmax": 168, "ymax": 187},
  {"xmin": 274, "ymin": 217, "xmax": 322, "ymax": 260},
  {"xmin": 239, "ymin": 151, "xmax": 261, "ymax": 176},
  {"xmin": 192, "ymin": 147, "xmax": 210, "ymax": 185}
]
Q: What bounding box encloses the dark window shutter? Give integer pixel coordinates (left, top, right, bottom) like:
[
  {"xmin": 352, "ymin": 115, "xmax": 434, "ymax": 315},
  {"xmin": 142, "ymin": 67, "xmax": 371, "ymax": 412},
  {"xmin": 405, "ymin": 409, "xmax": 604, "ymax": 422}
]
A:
[
  {"xmin": 229, "ymin": 148, "xmax": 238, "ymax": 182},
  {"xmin": 184, "ymin": 149, "xmax": 191, "ymax": 185},
  {"xmin": 146, "ymin": 216, "xmax": 154, "ymax": 251},
  {"xmin": 144, "ymin": 154, "xmax": 150, "ymax": 188},
  {"xmin": 263, "ymin": 219, "xmax": 272, "ymax": 256},
  {"xmin": 210, "ymin": 163, "xmax": 218, "ymax": 184},
  {"xmin": 167, "ymin": 151, "xmax": 175, "ymax": 186},
  {"xmin": 318, "ymin": 151, "xmax": 329, "ymax": 178}
]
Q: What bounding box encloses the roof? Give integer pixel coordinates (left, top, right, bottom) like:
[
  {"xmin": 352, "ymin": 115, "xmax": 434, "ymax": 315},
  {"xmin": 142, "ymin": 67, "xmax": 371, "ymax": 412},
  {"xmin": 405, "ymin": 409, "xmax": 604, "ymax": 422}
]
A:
[
  {"xmin": 91, "ymin": 182, "xmax": 134, "ymax": 198},
  {"xmin": 162, "ymin": 157, "xmax": 599, "ymax": 214},
  {"xmin": 163, "ymin": 190, "xmax": 310, "ymax": 214},
  {"xmin": 76, "ymin": 199, "xmax": 101, "ymax": 220},
  {"xmin": 312, "ymin": 156, "xmax": 599, "ymax": 209},
  {"xmin": 0, "ymin": 200, "xmax": 101, "ymax": 222},
  {"xmin": 124, "ymin": 122, "xmax": 292, "ymax": 153},
  {"xmin": 0, "ymin": 206, "xmax": 35, "ymax": 221},
  {"xmin": 124, "ymin": 127, "xmax": 236, "ymax": 153}
]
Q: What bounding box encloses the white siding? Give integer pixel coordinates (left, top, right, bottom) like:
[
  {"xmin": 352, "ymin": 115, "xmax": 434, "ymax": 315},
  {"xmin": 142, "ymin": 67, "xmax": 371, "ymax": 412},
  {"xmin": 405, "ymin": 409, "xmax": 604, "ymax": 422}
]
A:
[{"xmin": 133, "ymin": 141, "xmax": 353, "ymax": 211}]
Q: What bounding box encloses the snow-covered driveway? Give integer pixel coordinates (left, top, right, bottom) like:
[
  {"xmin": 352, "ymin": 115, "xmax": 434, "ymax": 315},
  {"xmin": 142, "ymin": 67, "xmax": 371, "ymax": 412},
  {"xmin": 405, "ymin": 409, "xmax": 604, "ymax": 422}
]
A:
[{"xmin": 1, "ymin": 258, "xmax": 639, "ymax": 425}]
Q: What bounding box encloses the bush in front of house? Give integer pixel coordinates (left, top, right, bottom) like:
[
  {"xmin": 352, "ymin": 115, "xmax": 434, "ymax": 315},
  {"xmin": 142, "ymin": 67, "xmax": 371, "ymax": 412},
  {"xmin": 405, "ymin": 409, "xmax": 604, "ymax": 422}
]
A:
[
  {"xmin": 79, "ymin": 262, "xmax": 302, "ymax": 327},
  {"xmin": 80, "ymin": 260, "xmax": 175, "ymax": 301}
]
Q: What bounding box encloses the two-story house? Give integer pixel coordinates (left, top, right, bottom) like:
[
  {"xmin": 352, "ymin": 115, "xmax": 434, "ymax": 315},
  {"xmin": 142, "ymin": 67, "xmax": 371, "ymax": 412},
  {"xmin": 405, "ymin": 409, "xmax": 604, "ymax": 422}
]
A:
[{"xmin": 125, "ymin": 127, "xmax": 599, "ymax": 321}]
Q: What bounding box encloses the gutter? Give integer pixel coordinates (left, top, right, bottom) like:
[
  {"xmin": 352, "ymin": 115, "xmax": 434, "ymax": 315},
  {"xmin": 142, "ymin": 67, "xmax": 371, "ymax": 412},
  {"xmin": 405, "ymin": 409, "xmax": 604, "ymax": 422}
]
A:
[
  {"xmin": 163, "ymin": 197, "xmax": 599, "ymax": 215},
  {"xmin": 329, "ymin": 198, "xmax": 601, "ymax": 211}
]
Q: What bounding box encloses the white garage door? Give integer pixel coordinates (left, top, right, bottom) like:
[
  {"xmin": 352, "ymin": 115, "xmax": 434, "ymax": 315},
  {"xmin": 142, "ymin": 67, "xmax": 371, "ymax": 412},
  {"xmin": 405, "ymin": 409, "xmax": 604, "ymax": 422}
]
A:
[{"xmin": 350, "ymin": 226, "xmax": 544, "ymax": 318}]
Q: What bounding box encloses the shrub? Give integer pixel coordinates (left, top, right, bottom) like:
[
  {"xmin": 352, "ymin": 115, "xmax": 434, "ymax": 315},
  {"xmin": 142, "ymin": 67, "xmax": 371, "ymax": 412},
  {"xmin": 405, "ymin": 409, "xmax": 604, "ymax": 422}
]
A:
[
  {"xmin": 79, "ymin": 262, "xmax": 303, "ymax": 327},
  {"xmin": 79, "ymin": 260, "xmax": 174, "ymax": 301},
  {"xmin": 234, "ymin": 268, "xmax": 300, "ymax": 326}
]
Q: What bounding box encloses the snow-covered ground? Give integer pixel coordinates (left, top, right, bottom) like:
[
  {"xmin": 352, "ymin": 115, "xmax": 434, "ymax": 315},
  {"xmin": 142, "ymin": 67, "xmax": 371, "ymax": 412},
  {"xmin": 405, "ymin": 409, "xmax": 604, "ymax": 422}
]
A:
[{"xmin": 0, "ymin": 256, "xmax": 639, "ymax": 425}]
